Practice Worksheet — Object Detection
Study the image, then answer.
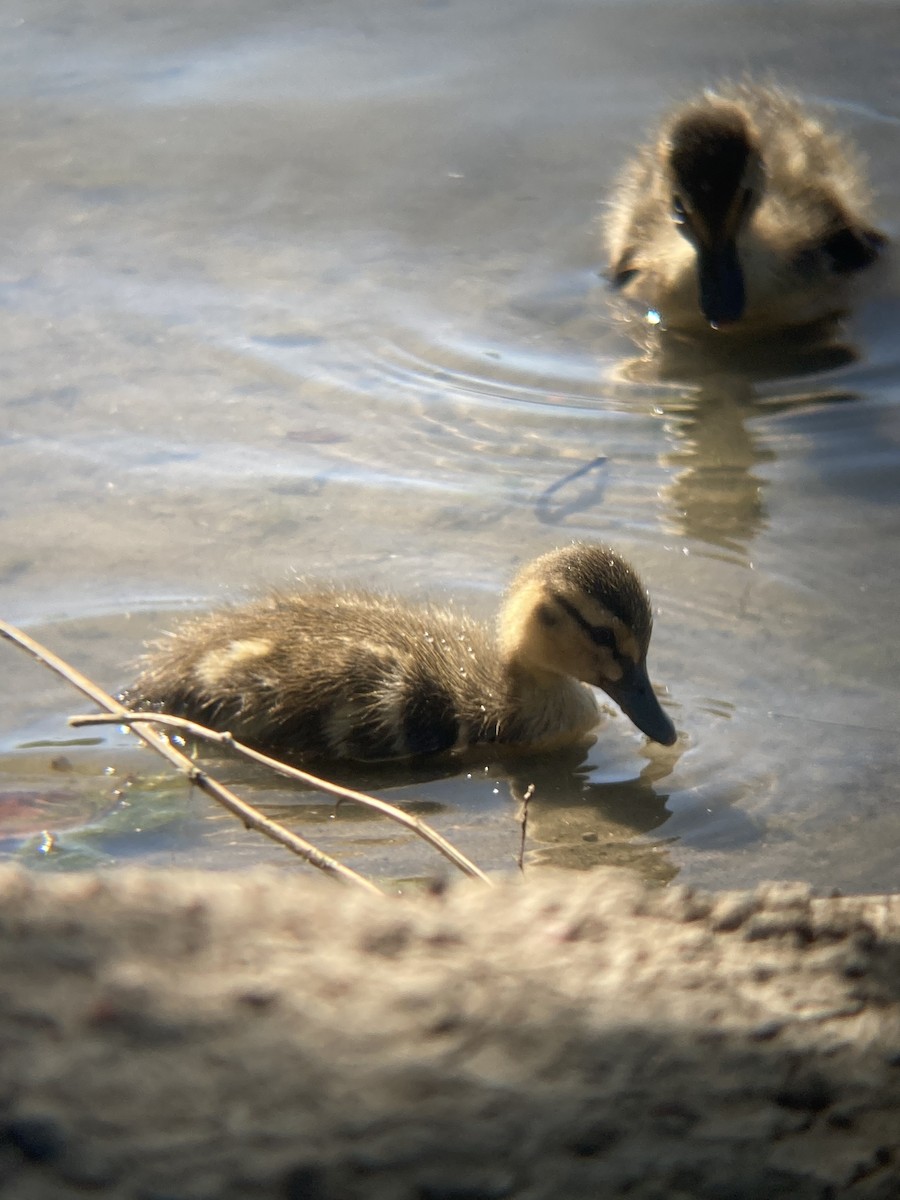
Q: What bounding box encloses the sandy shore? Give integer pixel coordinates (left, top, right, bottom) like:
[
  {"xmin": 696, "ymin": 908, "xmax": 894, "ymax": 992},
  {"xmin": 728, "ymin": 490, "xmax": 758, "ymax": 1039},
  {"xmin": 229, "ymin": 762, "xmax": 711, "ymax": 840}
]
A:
[{"xmin": 1, "ymin": 865, "xmax": 899, "ymax": 1199}]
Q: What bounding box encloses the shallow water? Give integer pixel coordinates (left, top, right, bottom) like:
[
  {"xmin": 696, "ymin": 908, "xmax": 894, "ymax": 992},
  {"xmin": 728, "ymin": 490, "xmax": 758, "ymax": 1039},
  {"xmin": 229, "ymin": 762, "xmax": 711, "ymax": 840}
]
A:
[{"xmin": 2, "ymin": 0, "xmax": 900, "ymax": 892}]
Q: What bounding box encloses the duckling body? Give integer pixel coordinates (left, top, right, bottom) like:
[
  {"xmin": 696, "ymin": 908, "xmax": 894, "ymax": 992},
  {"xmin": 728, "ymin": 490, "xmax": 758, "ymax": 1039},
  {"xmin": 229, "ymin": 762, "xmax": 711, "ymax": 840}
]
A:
[
  {"xmin": 604, "ymin": 81, "xmax": 887, "ymax": 336},
  {"xmin": 125, "ymin": 544, "xmax": 676, "ymax": 760}
]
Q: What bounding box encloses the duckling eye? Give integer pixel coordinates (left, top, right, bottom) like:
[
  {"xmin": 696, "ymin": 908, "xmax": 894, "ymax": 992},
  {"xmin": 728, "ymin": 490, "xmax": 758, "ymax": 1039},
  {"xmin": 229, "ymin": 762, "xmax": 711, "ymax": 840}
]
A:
[
  {"xmin": 734, "ymin": 186, "xmax": 755, "ymax": 220},
  {"xmin": 671, "ymin": 194, "xmax": 688, "ymax": 225},
  {"xmin": 588, "ymin": 626, "xmax": 616, "ymax": 650}
]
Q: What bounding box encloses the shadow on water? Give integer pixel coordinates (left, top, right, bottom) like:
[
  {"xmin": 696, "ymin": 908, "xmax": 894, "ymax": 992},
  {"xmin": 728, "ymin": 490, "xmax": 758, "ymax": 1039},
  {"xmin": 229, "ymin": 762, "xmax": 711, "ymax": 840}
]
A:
[{"xmin": 535, "ymin": 455, "xmax": 609, "ymax": 526}]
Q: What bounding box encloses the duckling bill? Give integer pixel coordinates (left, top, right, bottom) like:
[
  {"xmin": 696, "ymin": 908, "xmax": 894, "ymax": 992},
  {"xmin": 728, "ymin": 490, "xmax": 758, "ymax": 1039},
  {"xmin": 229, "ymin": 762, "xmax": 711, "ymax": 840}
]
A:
[
  {"xmin": 604, "ymin": 81, "xmax": 887, "ymax": 335},
  {"xmin": 124, "ymin": 544, "xmax": 677, "ymax": 761},
  {"xmin": 667, "ymin": 106, "xmax": 757, "ymax": 326}
]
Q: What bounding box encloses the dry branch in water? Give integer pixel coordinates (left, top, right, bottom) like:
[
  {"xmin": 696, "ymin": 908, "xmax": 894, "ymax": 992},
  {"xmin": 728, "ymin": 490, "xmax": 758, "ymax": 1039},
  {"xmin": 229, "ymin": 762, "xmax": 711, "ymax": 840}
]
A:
[
  {"xmin": 70, "ymin": 711, "xmax": 491, "ymax": 885},
  {"xmin": 0, "ymin": 617, "xmax": 490, "ymax": 890},
  {"xmin": 0, "ymin": 618, "xmax": 384, "ymax": 894}
]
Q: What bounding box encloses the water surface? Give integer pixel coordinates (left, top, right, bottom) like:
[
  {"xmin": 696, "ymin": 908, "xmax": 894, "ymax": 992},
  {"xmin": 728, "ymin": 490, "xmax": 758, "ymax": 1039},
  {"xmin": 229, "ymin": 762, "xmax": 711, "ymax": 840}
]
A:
[{"xmin": 2, "ymin": 0, "xmax": 900, "ymax": 892}]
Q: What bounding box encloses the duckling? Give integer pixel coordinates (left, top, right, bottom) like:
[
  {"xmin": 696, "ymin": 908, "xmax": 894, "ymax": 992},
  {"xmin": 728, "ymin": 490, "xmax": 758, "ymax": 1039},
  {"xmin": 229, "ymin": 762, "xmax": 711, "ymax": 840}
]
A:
[
  {"xmin": 603, "ymin": 80, "xmax": 887, "ymax": 335},
  {"xmin": 124, "ymin": 544, "xmax": 676, "ymax": 761}
]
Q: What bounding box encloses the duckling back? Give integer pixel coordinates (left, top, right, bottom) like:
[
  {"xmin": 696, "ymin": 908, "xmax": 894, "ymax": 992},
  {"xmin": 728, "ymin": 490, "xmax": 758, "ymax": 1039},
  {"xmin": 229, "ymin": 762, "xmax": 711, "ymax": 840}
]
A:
[{"xmin": 126, "ymin": 591, "xmax": 503, "ymax": 760}]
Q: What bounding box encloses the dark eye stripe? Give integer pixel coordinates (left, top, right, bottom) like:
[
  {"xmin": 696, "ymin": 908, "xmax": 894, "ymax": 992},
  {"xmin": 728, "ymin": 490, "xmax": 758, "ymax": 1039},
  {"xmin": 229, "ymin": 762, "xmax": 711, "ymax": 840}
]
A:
[
  {"xmin": 536, "ymin": 602, "xmax": 561, "ymax": 628},
  {"xmin": 553, "ymin": 595, "xmax": 618, "ymax": 651}
]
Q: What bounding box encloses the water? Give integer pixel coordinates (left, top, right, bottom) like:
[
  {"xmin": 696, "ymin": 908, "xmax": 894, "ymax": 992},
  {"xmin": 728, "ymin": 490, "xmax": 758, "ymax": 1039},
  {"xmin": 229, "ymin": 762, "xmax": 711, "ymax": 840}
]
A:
[{"xmin": 2, "ymin": 0, "xmax": 900, "ymax": 892}]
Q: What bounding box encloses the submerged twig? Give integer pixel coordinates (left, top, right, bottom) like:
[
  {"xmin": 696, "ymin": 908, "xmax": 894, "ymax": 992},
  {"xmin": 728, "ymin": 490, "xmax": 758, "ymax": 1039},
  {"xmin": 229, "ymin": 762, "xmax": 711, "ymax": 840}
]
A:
[
  {"xmin": 515, "ymin": 783, "xmax": 535, "ymax": 873},
  {"xmin": 0, "ymin": 618, "xmax": 382, "ymax": 896},
  {"xmin": 70, "ymin": 711, "xmax": 492, "ymax": 885}
]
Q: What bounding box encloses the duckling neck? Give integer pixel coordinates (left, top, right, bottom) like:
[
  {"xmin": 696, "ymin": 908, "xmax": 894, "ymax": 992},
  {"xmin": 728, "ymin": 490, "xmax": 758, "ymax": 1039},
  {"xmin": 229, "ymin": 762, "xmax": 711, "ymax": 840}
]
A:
[{"xmin": 487, "ymin": 659, "xmax": 599, "ymax": 750}]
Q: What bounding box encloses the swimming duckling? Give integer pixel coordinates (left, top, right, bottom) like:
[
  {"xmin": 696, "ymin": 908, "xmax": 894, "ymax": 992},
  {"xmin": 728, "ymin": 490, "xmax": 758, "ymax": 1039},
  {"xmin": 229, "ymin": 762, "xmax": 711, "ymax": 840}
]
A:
[
  {"xmin": 125, "ymin": 544, "xmax": 676, "ymax": 761},
  {"xmin": 603, "ymin": 80, "xmax": 887, "ymax": 335}
]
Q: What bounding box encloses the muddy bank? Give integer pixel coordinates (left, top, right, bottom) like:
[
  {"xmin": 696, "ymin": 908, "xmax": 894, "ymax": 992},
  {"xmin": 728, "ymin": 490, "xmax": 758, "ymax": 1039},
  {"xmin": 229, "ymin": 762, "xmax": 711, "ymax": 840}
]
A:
[{"xmin": 1, "ymin": 865, "xmax": 899, "ymax": 1199}]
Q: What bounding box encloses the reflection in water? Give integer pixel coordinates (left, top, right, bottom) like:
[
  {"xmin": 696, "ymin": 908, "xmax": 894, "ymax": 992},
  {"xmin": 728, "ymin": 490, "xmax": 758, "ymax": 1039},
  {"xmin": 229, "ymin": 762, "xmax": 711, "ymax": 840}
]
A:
[
  {"xmin": 621, "ymin": 315, "xmax": 861, "ymax": 384},
  {"xmin": 661, "ymin": 379, "xmax": 774, "ymax": 558},
  {"xmin": 657, "ymin": 378, "xmax": 862, "ymax": 563},
  {"xmin": 506, "ymin": 745, "xmax": 678, "ymax": 884},
  {"xmin": 0, "ymin": 740, "xmax": 139, "ymax": 857},
  {"xmin": 274, "ymin": 750, "xmax": 469, "ymax": 798},
  {"xmin": 204, "ymin": 738, "xmax": 680, "ymax": 886}
]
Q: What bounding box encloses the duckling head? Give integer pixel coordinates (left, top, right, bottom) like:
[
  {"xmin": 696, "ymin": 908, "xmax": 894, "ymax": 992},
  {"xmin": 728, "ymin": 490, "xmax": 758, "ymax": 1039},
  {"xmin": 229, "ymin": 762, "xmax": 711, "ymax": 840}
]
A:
[
  {"xmin": 499, "ymin": 545, "xmax": 677, "ymax": 746},
  {"xmin": 664, "ymin": 102, "xmax": 764, "ymax": 327}
]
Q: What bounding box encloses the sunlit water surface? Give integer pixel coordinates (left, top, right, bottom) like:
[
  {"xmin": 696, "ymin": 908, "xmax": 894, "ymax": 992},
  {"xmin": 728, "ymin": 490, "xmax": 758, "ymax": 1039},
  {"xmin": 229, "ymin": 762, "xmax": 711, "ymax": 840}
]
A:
[{"xmin": 2, "ymin": 0, "xmax": 900, "ymax": 892}]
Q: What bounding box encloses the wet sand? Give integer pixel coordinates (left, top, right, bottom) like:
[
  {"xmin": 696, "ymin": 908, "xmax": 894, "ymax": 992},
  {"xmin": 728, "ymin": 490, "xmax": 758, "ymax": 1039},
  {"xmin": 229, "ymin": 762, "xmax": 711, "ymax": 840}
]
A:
[{"xmin": 2, "ymin": 865, "xmax": 898, "ymax": 1198}]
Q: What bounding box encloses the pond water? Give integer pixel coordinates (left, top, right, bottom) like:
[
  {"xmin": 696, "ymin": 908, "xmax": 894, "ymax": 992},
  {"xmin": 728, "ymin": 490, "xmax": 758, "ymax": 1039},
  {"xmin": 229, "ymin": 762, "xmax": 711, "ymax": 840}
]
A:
[{"xmin": 2, "ymin": 0, "xmax": 900, "ymax": 892}]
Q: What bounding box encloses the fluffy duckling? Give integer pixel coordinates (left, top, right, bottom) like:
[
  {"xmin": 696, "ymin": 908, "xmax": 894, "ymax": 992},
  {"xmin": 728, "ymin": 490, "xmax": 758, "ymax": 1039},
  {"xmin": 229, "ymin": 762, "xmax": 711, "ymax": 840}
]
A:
[
  {"xmin": 603, "ymin": 80, "xmax": 887, "ymax": 335},
  {"xmin": 125, "ymin": 544, "xmax": 676, "ymax": 761}
]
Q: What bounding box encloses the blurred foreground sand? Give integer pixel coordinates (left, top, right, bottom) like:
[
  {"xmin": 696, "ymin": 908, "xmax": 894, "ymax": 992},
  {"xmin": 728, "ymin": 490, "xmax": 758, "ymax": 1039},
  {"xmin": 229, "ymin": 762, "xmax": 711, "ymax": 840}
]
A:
[{"xmin": 1, "ymin": 865, "xmax": 899, "ymax": 1199}]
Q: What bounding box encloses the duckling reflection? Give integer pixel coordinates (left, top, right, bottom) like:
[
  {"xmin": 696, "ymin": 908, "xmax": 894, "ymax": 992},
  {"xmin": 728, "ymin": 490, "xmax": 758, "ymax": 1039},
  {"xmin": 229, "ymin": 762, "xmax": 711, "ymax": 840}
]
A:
[
  {"xmin": 623, "ymin": 317, "xmax": 863, "ymax": 384},
  {"xmin": 604, "ymin": 80, "xmax": 887, "ymax": 341},
  {"xmin": 659, "ymin": 378, "xmax": 861, "ymax": 561},
  {"xmin": 506, "ymin": 745, "xmax": 678, "ymax": 884},
  {"xmin": 662, "ymin": 378, "xmax": 774, "ymax": 558},
  {"xmin": 126, "ymin": 543, "xmax": 676, "ymax": 760}
]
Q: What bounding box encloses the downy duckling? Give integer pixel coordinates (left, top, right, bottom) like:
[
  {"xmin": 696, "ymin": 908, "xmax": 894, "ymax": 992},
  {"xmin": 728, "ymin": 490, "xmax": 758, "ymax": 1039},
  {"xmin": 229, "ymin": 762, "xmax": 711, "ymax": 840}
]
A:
[
  {"xmin": 125, "ymin": 544, "xmax": 676, "ymax": 761},
  {"xmin": 603, "ymin": 80, "xmax": 887, "ymax": 335}
]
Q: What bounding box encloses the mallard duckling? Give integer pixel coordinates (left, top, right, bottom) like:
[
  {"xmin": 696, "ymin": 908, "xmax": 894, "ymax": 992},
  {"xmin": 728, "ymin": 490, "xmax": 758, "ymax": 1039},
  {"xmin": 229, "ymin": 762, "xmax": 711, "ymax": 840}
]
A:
[
  {"xmin": 124, "ymin": 544, "xmax": 676, "ymax": 761},
  {"xmin": 604, "ymin": 80, "xmax": 887, "ymax": 334}
]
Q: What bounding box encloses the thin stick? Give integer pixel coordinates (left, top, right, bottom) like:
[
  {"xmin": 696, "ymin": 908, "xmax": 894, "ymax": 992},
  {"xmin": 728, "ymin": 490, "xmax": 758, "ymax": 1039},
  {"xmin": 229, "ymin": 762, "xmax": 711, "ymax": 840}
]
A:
[
  {"xmin": 0, "ymin": 619, "xmax": 382, "ymax": 896},
  {"xmin": 515, "ymin": 783, "xmax": 534, "ymax": 873},
  {"xmin": 70, "ymin": 711, "xmax": 492, "ymax": 886}
]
